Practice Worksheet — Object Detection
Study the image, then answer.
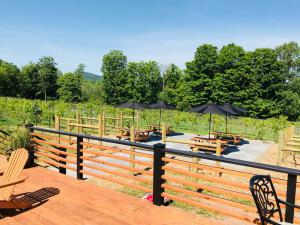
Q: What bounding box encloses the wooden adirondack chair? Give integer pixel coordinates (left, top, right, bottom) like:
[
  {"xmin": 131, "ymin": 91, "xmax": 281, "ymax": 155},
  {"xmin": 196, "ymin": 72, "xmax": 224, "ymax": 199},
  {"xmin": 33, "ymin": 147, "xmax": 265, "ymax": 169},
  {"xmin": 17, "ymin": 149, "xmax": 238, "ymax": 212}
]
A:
[{"xmin": 0, "ymin": 148, "xmax": 31, "ymax": 209}]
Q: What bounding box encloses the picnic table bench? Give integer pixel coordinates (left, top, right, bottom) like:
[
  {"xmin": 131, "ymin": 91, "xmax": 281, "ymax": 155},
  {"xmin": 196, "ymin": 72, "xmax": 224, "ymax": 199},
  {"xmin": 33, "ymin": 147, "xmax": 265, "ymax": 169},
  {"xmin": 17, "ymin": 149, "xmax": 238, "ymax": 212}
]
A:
[
  {"xmin": 148, "ymin": 124, "xmax": 173, "ymax": 135},
  {"xmin": 116, "ymin": 128, "xmax": 151, "ymax": 142},
  {"xmin": 190, "ymin": 136, "xmax": 228, "ymax": 153},
  {"xmin": 210, "ymin": 131, "xmax": 241, "ymax": 145}
]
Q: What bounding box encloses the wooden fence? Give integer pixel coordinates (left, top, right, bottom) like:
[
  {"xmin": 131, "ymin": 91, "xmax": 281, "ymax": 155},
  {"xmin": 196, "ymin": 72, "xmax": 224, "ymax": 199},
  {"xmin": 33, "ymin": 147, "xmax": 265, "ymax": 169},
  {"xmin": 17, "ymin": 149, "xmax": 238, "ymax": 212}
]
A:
[
  {"xmin": 27, "ymin": 125, "xmax": 300, "ymax": 224},
  {"xmin": 278, "ymin": 125, "xmax": 300, "ymax": 166},
  {"xmin": 55, "ymin": 111, "xmax": 138, "ymax": 136}
]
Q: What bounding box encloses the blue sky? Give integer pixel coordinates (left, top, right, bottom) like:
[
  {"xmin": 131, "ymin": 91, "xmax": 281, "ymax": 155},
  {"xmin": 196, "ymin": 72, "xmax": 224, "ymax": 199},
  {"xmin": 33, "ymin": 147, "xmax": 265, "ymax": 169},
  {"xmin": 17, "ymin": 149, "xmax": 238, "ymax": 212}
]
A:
[{"xmin": 0, "ymin": 0, "xmax": 299, "ymax": 74}]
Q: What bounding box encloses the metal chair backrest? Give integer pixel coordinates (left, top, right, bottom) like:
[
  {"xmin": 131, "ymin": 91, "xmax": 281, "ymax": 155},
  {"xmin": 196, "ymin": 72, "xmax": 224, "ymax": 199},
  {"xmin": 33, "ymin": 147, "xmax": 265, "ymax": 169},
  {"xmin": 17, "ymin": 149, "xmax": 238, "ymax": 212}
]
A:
[
  {"xmin": 249, "ymin": 175, "xmax": 283, "ymax": 225},
  {"xmin": 0, "ymin": 148, "xmax": 28, "ymax": 201}
]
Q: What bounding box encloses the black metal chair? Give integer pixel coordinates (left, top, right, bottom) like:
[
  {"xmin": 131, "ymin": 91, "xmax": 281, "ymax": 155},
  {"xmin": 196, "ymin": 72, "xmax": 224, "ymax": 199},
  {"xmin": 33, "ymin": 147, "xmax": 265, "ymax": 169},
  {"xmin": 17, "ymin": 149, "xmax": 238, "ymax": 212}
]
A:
[{"xmin": 249, "ymin": 175, "xmax": 300, "ymax": 225}]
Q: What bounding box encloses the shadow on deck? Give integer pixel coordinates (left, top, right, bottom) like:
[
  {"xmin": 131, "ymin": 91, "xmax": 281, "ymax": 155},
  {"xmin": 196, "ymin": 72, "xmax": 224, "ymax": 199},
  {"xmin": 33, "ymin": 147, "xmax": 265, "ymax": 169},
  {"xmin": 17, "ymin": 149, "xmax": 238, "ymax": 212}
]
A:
[{"xmin": 1, "ymin": 167, "xmax": 222, "ymax": 225}]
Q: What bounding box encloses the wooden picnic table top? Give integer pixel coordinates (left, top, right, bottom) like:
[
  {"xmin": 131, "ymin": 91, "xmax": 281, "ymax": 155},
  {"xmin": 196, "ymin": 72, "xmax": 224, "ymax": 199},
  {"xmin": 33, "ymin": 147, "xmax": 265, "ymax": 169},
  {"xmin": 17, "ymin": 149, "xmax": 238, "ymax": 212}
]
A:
[
  {"xmin": 120, "ymin": 128, "xmax": 151, "ymax": 133},
  {"xmin": 148, "ymin": 124, "xmax": 172, "ymax": 129},
  {"xmin": 191, "ymin": 136, "xmax": 229, "ymax": 145},
  {"xmin": 210, "ymin": 131, "xmax": 241, "ymax": 137}
]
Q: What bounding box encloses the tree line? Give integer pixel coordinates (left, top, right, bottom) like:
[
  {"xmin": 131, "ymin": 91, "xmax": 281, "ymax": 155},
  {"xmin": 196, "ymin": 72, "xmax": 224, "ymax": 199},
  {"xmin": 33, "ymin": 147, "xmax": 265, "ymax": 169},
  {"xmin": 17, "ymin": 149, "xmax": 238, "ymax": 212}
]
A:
[
  {"xmin": 0, "ymin": 57, "xmax": 102, "ymax": 102},
  {"xmin": 102, "ymin": 42, "xmax": 300, "ymax": 120},
  {"xmin": 0, "ymin": 41, "xmax": 299, "ymax": 120}
]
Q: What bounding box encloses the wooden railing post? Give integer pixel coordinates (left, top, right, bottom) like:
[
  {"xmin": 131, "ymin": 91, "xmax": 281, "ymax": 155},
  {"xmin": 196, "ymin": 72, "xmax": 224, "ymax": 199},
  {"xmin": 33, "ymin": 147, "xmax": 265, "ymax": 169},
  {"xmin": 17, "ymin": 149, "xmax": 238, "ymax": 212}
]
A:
[
  {"xmin": 76, "ymin": 111, "xmax": 81, "ymax": 133},
  {"xmin": 98, "ymin": 113, "xmax": 102, "ymax": 137},
  {"xmin": 278, "ymin": 131, "xmax": 284, "ymax": 166},
  {"xmin": 102, "ymin": 111, "xmax": 106, "ymax": 136},
  {"xmin": 153, "ymin": 143, "xmax": 166, "ymax": 206},
  {"xmin": 162, "ymin": 122, "xmax": 166, "ymax": 144},
  {"xmin": 76, "ymin": 136, "xmax": 83, "ymax": 180},
  {"xmin": 59, "ymin": 147, "xmax": 66, "ymax": 175},
  {"xmin": 55, "ymin": 115, "xmax": 60, "ymax": 131},
  {"xmin": 130, "ymin": 125, "xmax": 135, "ymax": 172},
  {"xmin": 285, "ymin": 174, "xmax": 297, "ymax": 223}
]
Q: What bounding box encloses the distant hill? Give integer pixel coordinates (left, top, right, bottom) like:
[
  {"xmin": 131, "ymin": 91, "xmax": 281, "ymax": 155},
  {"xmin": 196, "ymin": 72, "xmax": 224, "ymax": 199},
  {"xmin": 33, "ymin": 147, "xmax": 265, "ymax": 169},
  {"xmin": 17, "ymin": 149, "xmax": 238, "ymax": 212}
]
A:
[{"xmin": 83, "ymin": 72, "xmax": 102, "ymax": 81}]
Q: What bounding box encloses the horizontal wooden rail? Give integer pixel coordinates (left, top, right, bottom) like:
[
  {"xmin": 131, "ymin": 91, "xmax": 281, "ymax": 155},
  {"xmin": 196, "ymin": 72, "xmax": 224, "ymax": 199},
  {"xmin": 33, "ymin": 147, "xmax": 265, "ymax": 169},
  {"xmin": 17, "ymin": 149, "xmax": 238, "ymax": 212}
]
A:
[
  {"xmin": 80, "ymin": 162, "xmax": 152, "ymax": 184},
  {"xmin": 162, "ymin": 165, "xmax": 291, "ymax": 200},
  {"xmin": 81, "ymin": 148, "xmax": 152, "ymax": 167},
  {"xmin": 162, "ymin": 183, "xmax": 256, "ymax": 212},
  {"xmin": 81, "ymin": 142, "xmax": 153, "ymax": 159},
  {"xmin": 36, "ymin": 157, "xmax": 76, "ymax": 171},
  {"xmin": 31, "ymin": 138, "xmax": 76, "ymax": 150},
  {"xmin": 35, "ymin": 150, "xmax": 76, "ymax": 164},
  {"xmin": 68, "ymin": 123, "xmax": 98, "ymax": 129},
  {"xmin": 80, "ymin": 169, "xmax": 151, "ymax": 192},
  {"xmin": 162, "ymin": 192, "xmax": 254, "ymax": 223},
  {"xmin": 162, "ymin": 157, "xmax": 300, "ymax": 188},
  {"xmin": 32, "ymin": 133, "xmax": 76, "ymax": 144},
  {"xmin": 162, "ymin": 174, "xmax": 252, "ymax": 201},
  {"xmin": 80, "ymin": 156, "xmax": 152, "ymax": 176},
  {"xmin": 34, "ymin": 145, "xmax": 76, "ymax": 157}
]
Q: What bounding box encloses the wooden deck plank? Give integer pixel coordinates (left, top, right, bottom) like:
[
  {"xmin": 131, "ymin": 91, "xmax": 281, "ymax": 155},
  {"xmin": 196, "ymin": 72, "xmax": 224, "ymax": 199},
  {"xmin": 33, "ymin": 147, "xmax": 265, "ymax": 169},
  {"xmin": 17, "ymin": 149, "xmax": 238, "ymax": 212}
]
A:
[{"xmin": 0, "ymin": 167, "xmax": 225, "ymax": 225}]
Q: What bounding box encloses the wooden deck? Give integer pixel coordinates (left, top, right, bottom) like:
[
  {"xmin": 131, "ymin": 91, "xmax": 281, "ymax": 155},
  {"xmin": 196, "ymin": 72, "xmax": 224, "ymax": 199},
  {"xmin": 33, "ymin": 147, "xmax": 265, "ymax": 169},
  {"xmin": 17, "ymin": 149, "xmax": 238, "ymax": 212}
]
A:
[{"xmin": 1, "ymin": 167, "xmax": 224, "ymax": 225}]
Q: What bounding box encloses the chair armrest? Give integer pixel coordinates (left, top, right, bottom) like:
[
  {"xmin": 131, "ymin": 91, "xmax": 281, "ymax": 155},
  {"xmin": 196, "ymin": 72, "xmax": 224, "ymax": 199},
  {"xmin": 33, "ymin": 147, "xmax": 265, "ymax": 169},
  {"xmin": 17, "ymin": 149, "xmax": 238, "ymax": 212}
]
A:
[
  {"xmin": 0, "ymin": 177, "xmax": 28, "ymax": 188},
  {"xmin": 278, "ymin": 198, "xmax": 300, "ymax": 209}
]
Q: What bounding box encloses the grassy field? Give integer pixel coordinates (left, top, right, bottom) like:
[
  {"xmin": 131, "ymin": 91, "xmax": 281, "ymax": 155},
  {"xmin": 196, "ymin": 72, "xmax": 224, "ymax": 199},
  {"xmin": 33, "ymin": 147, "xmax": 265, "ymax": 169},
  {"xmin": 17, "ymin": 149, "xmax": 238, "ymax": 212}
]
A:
[{"xmin": 0, "ymin": 97, "xmax": 294, "ymax": 141}]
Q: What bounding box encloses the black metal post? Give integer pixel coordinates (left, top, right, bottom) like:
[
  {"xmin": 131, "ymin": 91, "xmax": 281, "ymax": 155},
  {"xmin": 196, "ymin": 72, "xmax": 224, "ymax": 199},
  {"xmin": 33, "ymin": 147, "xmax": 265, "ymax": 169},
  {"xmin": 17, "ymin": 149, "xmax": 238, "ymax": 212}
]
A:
[
  {"xmin": 58, "ymin": 147, "xmax": 66, "ymax": 175},
  {"xmin": 285, "ymin": 174, "xmax": 297, "ymax": 223},
  {"xmin": 25, "ymin": 123, "xmax": 35, "ymax": 167},
  {"xmin": 76, "ymin": 136, "xmax": 83, "ymax": 180},
  {"xmin": 153, "ymin": 143, "xmax": 166, "ymax": 206}
]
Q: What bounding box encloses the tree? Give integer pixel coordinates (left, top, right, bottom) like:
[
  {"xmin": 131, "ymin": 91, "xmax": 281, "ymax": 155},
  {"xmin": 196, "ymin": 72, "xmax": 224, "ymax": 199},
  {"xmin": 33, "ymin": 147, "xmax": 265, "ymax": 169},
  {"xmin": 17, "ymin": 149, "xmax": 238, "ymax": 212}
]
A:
[
  {"xmin": 127, "ymin": 61, "xmax": 162, "ymax": 104},
  {"xmin": 217, "ymin": 43, "xmax": 245, "ymax": 72},
  {"xmin": 101, "ymin": 50, "xmax": 128, "ymax": 105},
  {"xmin": 0, "ymin": 60, "xmax": 20, "ymax": 97},
  {"xmin": 82, "ymin": 80, "xmax": 104, "ymax": 101},
  {"xmin": 36, "ymin": 56, "xmax": 59, "ymax": 100},
  {"xmin": 20, "ymin": 62, "xmax": 39, "ymax": 98},
  {"xmin": 178, "ymin": 44, "xmax": 218, "ymax": 109},
  {"xmin": 275, "ymin": 41, "xmax": 300, "ymax": 79},
  {"xmin": 57, "ymin": 64, "xmax": 84, "ymax": 102},
  {"xmin": 160, "ymin": 64, "xmax": 182, "ymax": 105}
]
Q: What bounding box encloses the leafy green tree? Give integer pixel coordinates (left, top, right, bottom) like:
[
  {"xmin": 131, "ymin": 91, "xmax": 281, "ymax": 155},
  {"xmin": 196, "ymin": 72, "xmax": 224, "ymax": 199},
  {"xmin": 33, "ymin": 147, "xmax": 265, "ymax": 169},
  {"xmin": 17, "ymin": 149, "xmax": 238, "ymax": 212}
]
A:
[
  {"xmin": 0, "ymin": 60, "xmax": 20, "ymax": 97},
  {"xmin": 57, "ymin": 64, "xmax": 84, "ymax": 102},
  {"xmin": 82, "ymin": 80, "xmax": 104, "ymax": 101},
  {"xmin": 127, "ymin": 61, "xmax": 162, "ymax": 104},
  {"xmin": 178, "ymin": 44, "xmax": 218, "ymax": 109},
  {"xmin": 36, "ymin": 56, "xmax": 59, "ymax": 100},
  {"xmin": 20, "ymin": 62, "xmax": 39, "ymax": 98},
  {"xmin": 217, "ymin": 43, "xmax": 245, "ymax": 72},
  {"xmin": 101, "ymin": 50, "xmax": 128, "ymax": 105},
  {"xmin": 275, "ymin": 41, "xmax": 300, "ymax": 79},
  {"xmin": 160, "ymin": 64, "xmax": 182, "ymax": 105}
]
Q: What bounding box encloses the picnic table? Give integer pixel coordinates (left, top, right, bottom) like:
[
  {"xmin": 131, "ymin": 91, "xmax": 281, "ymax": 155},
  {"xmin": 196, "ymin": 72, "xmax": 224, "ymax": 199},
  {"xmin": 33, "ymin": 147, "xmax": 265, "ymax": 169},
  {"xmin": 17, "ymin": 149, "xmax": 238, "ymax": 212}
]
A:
[
  {"xmin": 190, "ymin": 136, "xmax": 228, "ymax": 153},
  {"xmin": 148, "ymin": 124, "xmax": 173, "ymax": 135},
  {"xmin": 210, "ymin": 131, "xmax": 241, "ymax": 145},
  {"xmin": 116, "ymin": 128, "xmax": 151, "ymax": 142}
]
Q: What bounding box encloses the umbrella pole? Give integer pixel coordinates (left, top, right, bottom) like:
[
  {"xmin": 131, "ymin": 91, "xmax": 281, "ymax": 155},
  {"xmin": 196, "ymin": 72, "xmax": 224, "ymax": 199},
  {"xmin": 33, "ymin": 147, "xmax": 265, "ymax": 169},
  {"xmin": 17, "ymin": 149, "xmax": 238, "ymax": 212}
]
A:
[{"xmin": 209, "ymin": 114, "xmax": 211, "ymax": 139}]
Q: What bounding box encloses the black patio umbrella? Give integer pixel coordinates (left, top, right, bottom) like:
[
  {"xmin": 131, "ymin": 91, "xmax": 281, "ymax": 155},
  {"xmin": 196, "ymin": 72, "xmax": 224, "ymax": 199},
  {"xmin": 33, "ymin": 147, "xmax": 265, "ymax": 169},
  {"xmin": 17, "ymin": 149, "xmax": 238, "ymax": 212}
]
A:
[
  {"xmin": 189, "ymin": 103, "xmax": 236, "ymax": 139},
  {"xmin": 116, "ymin": 102, "xmax": 146, "ymax": 123},
  {"xmin": 219, "ymin": 103, "xmax": 247, "ymax": 133},
  {"xmin": 149, "ymin": 101, "xmax": 176, "ymax": 127}
]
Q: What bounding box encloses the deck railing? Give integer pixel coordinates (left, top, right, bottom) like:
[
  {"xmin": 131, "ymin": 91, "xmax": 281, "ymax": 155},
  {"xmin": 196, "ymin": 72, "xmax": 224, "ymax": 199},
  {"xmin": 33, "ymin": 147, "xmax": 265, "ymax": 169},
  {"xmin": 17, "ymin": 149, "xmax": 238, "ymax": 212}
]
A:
[{"xmin": 26, "ymin": 124, "xmax": 300, "ymax": 224}]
